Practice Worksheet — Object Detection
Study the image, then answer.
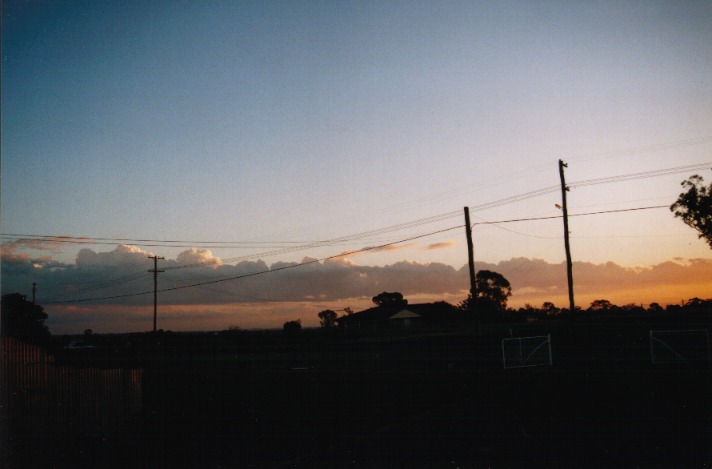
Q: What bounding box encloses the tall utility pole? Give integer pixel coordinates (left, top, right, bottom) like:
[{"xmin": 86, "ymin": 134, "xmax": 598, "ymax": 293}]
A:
[
  {"xmin": 464, "ymin": 207, "xmax": 477, "ymax": 299},
  {"xmin": 148, "ymin": 255, "xmax": 164, "ymax": 333},
  {"xmin": 32, "ymin": 282, "xmax": 37, "ymax": 306},
  {"xmin": 558, "ymin": 160, "xmax": 575, "ymax": 312}
]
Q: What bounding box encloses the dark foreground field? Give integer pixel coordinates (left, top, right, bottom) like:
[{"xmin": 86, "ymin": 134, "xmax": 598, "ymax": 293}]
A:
[{"xmin": 6, "ymin": 320, "xmax": 712, "ymax": 467}]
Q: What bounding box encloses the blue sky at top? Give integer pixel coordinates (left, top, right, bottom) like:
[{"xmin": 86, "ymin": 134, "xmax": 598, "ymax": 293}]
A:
[{"xmin": 2, "ymin": 0, "xmax": 712, "ymax": 270}]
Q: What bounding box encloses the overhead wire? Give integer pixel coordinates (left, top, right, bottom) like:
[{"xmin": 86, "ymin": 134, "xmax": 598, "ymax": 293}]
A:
[
  {"xmin": 471, "ymin": 205, "xmax": 669, "ymax": 227},
  {"xmin": 0, "ymin": 234, "xmax": 388, "ymax": 249},
  {"xmin": 43, "ymin": 204, "xmax": 673, "ymax": 305},
  {"xmin": 568, "ymin": 163, "xmax": 711, "ymax": 189},
  {"xmin": 3, "ymin": 161, "xmax": 707, "ymax": 252},
  {"xmin": 41, "ymin": 271, "xmax": 150, "ymax": 303},
  {"xmin": 12, "ymin": 161, "xmax": 710, "ymax": 304},
  {"xmin": 161, "ymin": 210, "xmax": 463, "ymax": 272},
  {"xmin": 44, "ymin": 225, "xmax": 464, "ymax": 304}
]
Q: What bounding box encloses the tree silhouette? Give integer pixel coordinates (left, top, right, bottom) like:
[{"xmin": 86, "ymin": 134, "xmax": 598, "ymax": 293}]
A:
[
  {"xmin": 475, "ymin": 270, "xmax": 512, "ymax": 311},
  {"xmin": 317, "ymin": 310, "xmax": 337, "ymax": 328},
  {"xmin": 371, "ymin": 292, "xmax": 408, "ymax": 308},
  {"xmin": 1, "ymin": 293, "xmax": 51, "ymax": 345},
  {"xmin": 589, "ymin": 299, "xmax": 613, "ymax": 312},
  {"xmin": 671, "ymin": 174, "xmax": 712, "ymax": 248},
  {"xmin": 459, "ymin": 270, "xmax": 512, "ymax": 314},
  {"xmin": 283, "ymin": 319, "xmax": 302, "ymax": 333}
]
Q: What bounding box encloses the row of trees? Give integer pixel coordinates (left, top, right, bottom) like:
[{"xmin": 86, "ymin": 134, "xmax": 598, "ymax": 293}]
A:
[
  {"xmin": 293, "ymin": 263, "xmax": 710, "ymax": 331},
  {"xmin": 515, "ymin": 297, "xmax": 712, "ymax": 317}
]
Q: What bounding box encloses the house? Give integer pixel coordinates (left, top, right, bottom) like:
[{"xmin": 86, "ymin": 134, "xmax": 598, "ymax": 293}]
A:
[{"xmin": 338, "ymin": 302, "xmax": 462, "ymax": 333}]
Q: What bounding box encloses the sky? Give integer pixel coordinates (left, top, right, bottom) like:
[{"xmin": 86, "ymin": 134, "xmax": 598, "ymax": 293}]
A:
[{"xmin": 2, "ymin": 1, "xmax": 712, "ymax": 333}]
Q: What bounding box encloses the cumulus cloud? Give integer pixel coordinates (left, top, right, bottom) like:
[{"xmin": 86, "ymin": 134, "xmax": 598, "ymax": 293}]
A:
[
  {"xmin": 76, "ymin": 244, "xmax": 153, "ymax": 267},
  {"xmin": 176, "ymin": 248, "xmax": 222, "ymax": 267}
]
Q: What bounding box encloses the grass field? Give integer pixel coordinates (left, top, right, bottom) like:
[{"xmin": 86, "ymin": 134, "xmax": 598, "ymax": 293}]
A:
[
  {"xmin": 128, "ymin": 320, "xmax": 711, "ymax": 467},
  {"xmin": 9, "ymin": 318, "xmax": 712, "ymax": 467}
]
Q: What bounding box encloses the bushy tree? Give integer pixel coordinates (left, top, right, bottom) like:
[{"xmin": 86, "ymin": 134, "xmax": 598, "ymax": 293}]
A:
[
  {"xmin": 542, "ymin": 302, "xmax": 559, "ymax": 316},
  {"xmin": 317, "ymin": 310, "xmax": 337, "ymax": 328},
  {"xmin": 476, "ymin": 270, "xmax": 512, "ymax": 311},
  {"xmin": 1, "ymin": 293, "xmax": 51, "ymax": 345},
  {"xmin": 283, "ymin": 319, "xmax": 302, "ymax": 333},
  {"xmin": 589, "ymin": 299, "xmax": 613, "ymax": 312},
  {"xmin": 671, "ymin": 174, "xmax": 712, "ymax": 248},
  {"xmin": 459, "ymin": 270, "xmax": 512, "ymax": 315},
  {"xmin": 372, "ymin": 292, "xmax": 408, "ymax": 308}
]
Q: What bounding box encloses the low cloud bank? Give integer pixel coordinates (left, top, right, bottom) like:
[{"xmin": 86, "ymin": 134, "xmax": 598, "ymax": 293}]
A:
[{"xmin": 2, "ymin": 245, "xmax": 710, "ymax": 333}]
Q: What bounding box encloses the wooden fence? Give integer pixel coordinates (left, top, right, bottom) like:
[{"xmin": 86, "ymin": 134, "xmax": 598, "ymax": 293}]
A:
[{"xmin": 1, "ymin": 336, "xmax": 143, "ymax": 467}]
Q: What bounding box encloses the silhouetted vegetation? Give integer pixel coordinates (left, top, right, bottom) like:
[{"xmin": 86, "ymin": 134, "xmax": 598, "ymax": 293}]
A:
[
  {"xmin": 1, "ymin": 293, "xmax": 51, "ymax": 345},
  {"xmin": 459, "ymin": 270, "xmax": 512, "ymax": 318},
  {"xmin": 671, "ymin": 174, "xmax": 712, "ymax": 248},
  {"xmin": 371, "ymin": 291, "xmax": 408, "ymax": 307},
  {"xmin": 317, "ymin": 309, "xmax": 338, "ymax": 328},
  {"xmin": 283, "ymin": 319, "xmax": 302, "ymax": 333},
  {"xmin": 511, "ymin": 297, "xmax": 712, "ymax": 319}
]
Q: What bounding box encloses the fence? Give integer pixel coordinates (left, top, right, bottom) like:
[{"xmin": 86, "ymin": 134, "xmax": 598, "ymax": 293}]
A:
[
  {"xmin": 0, "ymin": 336, "xmax": 143, "ymax": 466},
  {"xmin": 502, "ymin": 334, "xmax": 552, "ymax": 369},
  {"xmin": 649, "ymin": 329, "xmax": 711, "ymax": 364}
]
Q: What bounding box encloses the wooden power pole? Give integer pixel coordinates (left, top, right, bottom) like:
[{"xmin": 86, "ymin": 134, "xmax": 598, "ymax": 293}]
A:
[
  {"xmin": 148, "ymin": 255, "xmax": 164, "ymax": 332},
  {"xmin": 464, "ymin": 207, "xmax": 476, "ymax": 299},
  {"xmin": 558, "ymin": 160, "xmax": 575, "ymax": 312},
  {"xmin": 32, "ymin": 282, "xmax": 37, "ymax": 306}
]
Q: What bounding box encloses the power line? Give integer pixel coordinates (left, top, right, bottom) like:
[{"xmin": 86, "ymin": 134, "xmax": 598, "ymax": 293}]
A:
[
  {"xmin": 284, "ymin": 136, "xmax": 711, "ymax": 240},
  {"xmin": 162, "ymin": 210, "xmax": 464, "ymax": 272},
  {"xmin": 0, "ymin": 234, "xmax": 385, "ymax": 249},
  {"xmin": 9, "ymin": 161, "xmax": 709, "ymax": 301},
  {"xmin": 3, "ymin": 161, "xmax": 707, "ymax": 252},
  {"xmin": 569, "ymin": 163, "xmax": 711, "ymax": 189},
  {"xmin": 471, "ymin": 205, "xmax": 669, "ymax": 226},
  {"xmin": 473, "ymin": 205, "xmax": 675, "ymax": 240},
  {"xmin": 40, "ymin": 270, "xmax": 149, "ymax": 303},
  {"xmin": 44, "ymin": 225, "xmax": 463, "ymax": 305},
  {"xmin": 40, "ymin": 203, "xmax": 673, "ymax": 306}
]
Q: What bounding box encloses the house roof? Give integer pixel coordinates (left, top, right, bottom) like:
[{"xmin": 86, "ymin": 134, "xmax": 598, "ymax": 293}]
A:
[
  {"xmin": 339, "ymin": 302, "xmax": 459, "ymax": 323},
  {"xmin": 389, "ymin": 309, "xmax": 421, "ymax": 320}
]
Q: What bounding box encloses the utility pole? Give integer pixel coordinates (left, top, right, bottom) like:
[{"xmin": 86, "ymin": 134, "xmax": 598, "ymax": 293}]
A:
[
  {"xmin": 148, "ymin": 255, "xmax": 164, "ymax": 333},
  {"xmin": 558, "ymin": 160, "xmax": 575, "ymax": 312},
  {"xmin": 464, "ymin": 207, "xmax": 477, "ymax": 299},
  {"xmin": 32, "ymin": 282, "xmax": 37, "ymax": 306}
]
